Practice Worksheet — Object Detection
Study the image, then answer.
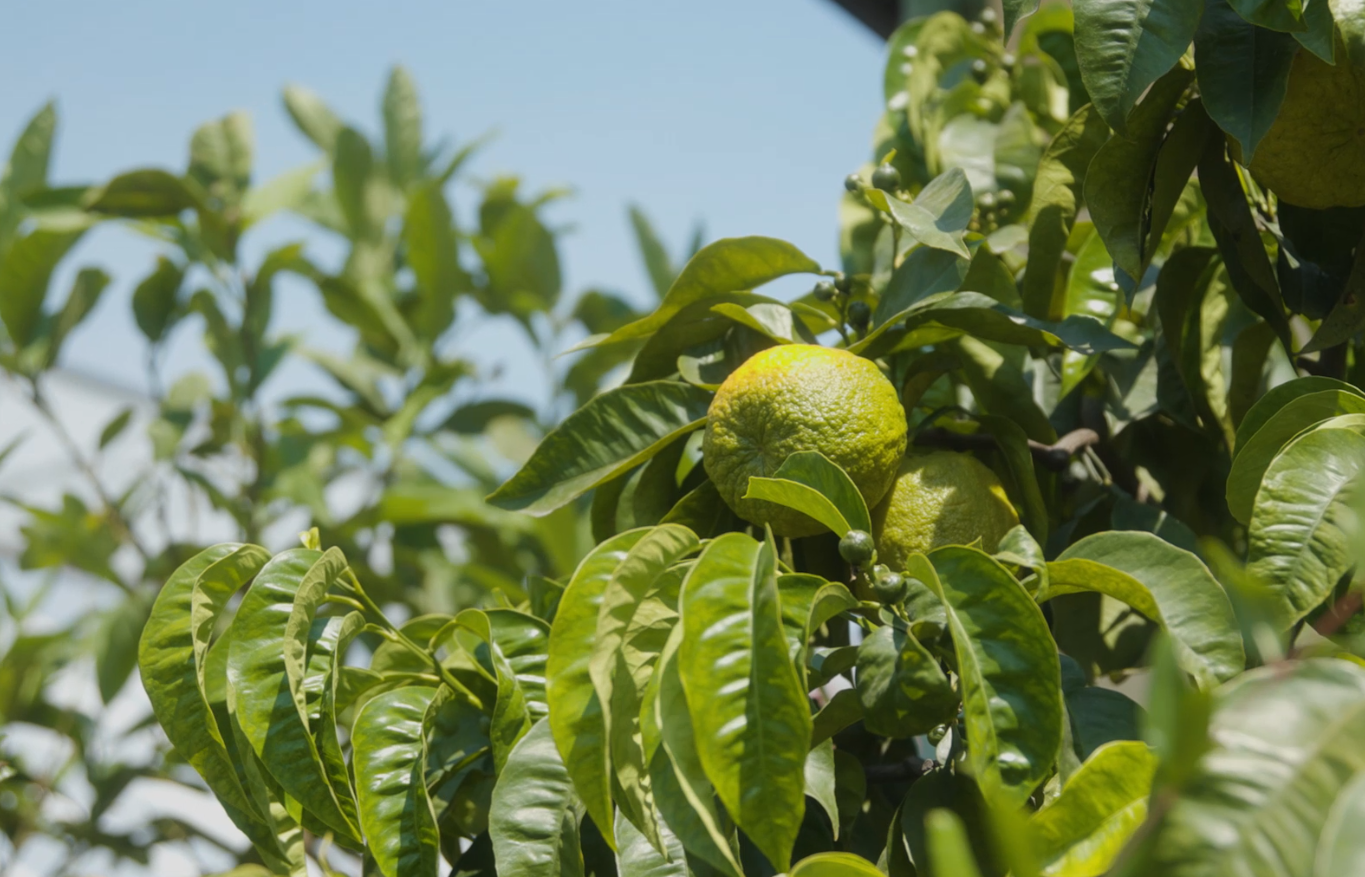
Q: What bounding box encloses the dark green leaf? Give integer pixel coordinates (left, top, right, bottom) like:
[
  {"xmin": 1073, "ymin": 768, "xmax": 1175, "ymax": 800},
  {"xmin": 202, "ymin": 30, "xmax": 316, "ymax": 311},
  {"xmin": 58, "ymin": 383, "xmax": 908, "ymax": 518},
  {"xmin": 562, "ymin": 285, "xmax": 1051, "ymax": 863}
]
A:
[
  {"xmin": 582, "ymin": 237, "xmax": 820, "ymax": 347},
  {"xmin": 404, "ymin": 182, "xmax": 464, "ymax": 339},
  {"xmin": 84, "ymin": 169, "xmax": 204, "ymax": 217},
  {"xmin": 131, "ymin": 256, "xmax": 185, "ymax": 343},
  {"xmin": 0, "ymin": 227, "xmax": 84, "ymax": 347},
  {"xmin": 487, "ymin": 381, "xmax": 712, "ymax": 514},
  {"xmin": 855, "ymin": 623, "xmax": 957, "ymax": 738},
  {"xmin": 925, "ymin": 547, "xmax": 1062, "ymax": 804},
  {"xmin": 1198, "ymin": 135, "xmax": 1290, "ymax": 347},
  {"xmin": 1022, "ymin": 105, "xmax": 1111, "ymax": 320},
  {"xmin": 678, "ymin": 532, "xmax": 811, "ymax": 872},
  {"xmin": 744, "ymin": 451, "xmax": 871, "ymax": 537},
  {"xmin": 1194, "ymin": 0, "xmax": 1299, "ymax": 162},
  {"xmin": 1003, "ymin": 0, "xmax": 1044, "ymax": 38},
  {"xmin": 1073, "ymin": 0, "xmax": 1202, "ymax": 133},
  {"xmin": 1227, "ymin": 0, "xmax": 1306, "ymax": 32},
  {"xmin": 1084, "ymin": 65, "xmax": 1194, "ymax": 280},
  {"xmin": 1046, "ymin": 531, "xmax": 1245, "ymax": 686},
  {"xmin": 352, "ymin": 686, "xmax": 441, "ymax": 877}
]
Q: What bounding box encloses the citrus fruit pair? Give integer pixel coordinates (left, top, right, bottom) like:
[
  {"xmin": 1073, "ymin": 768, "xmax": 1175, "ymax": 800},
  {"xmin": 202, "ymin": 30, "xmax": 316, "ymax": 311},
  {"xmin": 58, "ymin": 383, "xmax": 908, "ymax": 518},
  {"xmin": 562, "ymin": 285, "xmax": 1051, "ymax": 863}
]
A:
[{"xmin": 702, "ymin": 344, "xmax": 1018, "ymax": 559}]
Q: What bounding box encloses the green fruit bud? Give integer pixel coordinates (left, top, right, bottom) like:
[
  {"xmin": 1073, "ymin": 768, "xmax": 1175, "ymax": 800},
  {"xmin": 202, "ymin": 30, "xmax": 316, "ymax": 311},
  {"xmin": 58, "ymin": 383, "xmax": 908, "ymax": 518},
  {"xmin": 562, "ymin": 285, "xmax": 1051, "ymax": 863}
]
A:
[
  {"xmin": 813, "ymin": 280, "xmax": 837, "ymax": 302},
  {"xmin": 873, "ymin": 570, "xmax": 907, "ymax": 604},
  {"xmin": 872, "ymin": 163, "xmax": 902, "ymax": 192},
  {"xmin": 848, "ymin": 300, "xmax": 871, "ymax": 332},
  {"xmin": 844, "ymin": 174, "xmax": 862, "ymax": 193},
  {"xmin": 839, "ymin": 529, "xmax": 876, "ymax": 566},
  {"xmin": 978, "ymin": 191, "xmax": 997, "ymax": 210},
  {"xmin": 833, "ymin": 272, "xmax": 852, "ymax": 294}
]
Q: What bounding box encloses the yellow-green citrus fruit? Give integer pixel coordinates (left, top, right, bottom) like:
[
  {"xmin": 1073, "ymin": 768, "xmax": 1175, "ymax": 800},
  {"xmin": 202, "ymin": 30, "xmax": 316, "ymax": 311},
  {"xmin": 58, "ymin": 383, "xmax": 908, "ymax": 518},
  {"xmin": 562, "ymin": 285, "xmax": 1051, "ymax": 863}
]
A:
[
  {"xmin": 871, "ymin": 451, "xmax": 1019, "ymax": 572},
  {"xmin": 1242, "ymin": 43, "xmax": 1365, "ymax": 209},
  {"xmin": 703, "ymin": 344, "xmax": 907, "ymax": 537}
]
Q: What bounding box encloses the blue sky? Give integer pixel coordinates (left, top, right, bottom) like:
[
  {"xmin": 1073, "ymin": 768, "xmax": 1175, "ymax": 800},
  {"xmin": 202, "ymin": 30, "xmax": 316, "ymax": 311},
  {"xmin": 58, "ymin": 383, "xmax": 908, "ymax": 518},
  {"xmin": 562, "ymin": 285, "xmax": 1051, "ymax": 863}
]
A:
[{"xmin": 1, "ymin": 0, "xmax": 886, "ymax": 406}]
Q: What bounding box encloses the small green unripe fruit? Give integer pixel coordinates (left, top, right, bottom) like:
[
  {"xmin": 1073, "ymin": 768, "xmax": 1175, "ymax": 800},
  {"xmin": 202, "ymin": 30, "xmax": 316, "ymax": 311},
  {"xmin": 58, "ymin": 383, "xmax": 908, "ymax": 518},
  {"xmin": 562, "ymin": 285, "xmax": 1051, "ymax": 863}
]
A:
[
  {"xmin": 978, "ymin": 191, "xmax": 997, "ymax": 210},
  {"xmin": 971, "ymin": 58, "xmax": 989, "ymax": 83},
  {"xmin": 997, "ymin": 189, "xmax": 1016, "ymax": 206},
  {"xmin": 848, "ymin": 300, "xmax": 871, "ymax": 332},
  {"xmin": 844, "ymin": 174, "xmax": 862, "ymax": 193},
  {"xmin": 813, "ymin": 280, "xmax": 837, "ymax": 302},
  {"xmin": 833, "ymin": 272, "xmax": 851, "ymax": 295},
  {"xmin": 871, "ymin": 164, "xmax": 901, "ymax": 192},
  {"xmin": 839, "ymin": 529, "xmax": 876, "ymax": 566},
  {"xmin": 873, "ymin": 569, "xmax": 907, "ymax": 604}
]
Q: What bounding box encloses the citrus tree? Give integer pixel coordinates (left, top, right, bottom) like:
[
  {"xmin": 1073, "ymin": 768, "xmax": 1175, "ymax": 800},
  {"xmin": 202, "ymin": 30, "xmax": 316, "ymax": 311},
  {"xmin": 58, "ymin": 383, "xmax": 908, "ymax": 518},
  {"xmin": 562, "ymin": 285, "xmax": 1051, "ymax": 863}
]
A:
[
  {"xmin": 136, "ymin": 2, "xmax": 1365, "ymax": 876},
  {"xmin": 0, "ymin": 69, "xmax": 685, "ymax": 872}
]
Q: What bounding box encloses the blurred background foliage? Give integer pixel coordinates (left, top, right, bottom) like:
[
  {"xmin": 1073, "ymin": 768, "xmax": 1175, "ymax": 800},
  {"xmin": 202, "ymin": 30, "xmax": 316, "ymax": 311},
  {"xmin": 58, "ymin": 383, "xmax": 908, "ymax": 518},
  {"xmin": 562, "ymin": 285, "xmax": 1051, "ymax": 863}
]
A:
[{"xmin": 0, "ymin": 66, "xmax": 697, "ymax": 874}]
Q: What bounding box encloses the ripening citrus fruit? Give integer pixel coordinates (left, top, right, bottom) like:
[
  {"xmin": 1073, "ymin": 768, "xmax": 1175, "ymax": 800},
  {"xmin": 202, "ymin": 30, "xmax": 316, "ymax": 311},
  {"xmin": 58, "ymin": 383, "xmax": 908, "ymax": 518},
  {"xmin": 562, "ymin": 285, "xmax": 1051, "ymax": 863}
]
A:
[
  {"xmin": 1241, "ymin": 41, "xmax": 1365, "ymax": 209},
  {"xmin": 871, "ymin": 451, "xmax": 1019, "ymax": 572},
  {"xmin": 703, "ymin": 344, "xmax": 907, "ymax": 537}
]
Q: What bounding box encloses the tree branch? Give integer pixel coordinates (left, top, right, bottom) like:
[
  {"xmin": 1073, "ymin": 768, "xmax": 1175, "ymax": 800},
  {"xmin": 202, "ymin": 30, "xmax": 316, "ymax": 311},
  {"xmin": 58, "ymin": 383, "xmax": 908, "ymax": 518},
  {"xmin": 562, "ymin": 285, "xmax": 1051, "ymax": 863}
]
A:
[{"xmin": 915, "ymin": 427, "xmax": 1100, "ymax": 472}]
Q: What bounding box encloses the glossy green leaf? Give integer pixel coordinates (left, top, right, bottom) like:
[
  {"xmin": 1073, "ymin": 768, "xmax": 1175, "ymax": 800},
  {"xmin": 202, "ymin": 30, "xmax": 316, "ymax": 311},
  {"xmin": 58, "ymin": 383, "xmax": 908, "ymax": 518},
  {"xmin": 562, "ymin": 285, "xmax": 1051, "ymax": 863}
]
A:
[
  {"xmin": 1073, "ymin": 0, "xmax": 1202, "ymax": 133},
  {"xmin": 488, "ymin": 381, "xmax": 712, "ymax": 514},
  {"xmin": 1022, "ymin": 105, "xmax": 1111, "ymax": 320},
  {"xmin": 227, "ymin": 547, "xmax": 362, "ymax": 843},
  {"xmin": 926, "ymin": 547, "xmax": 1063, "ymax": 804},
  {"xmin": 1145, "ymin": 660, "xmax": 1365, "ymax": 875},
  {"xmin": 1247, "ymin": 424, "xmax": 1365, "ymax": 626},
  {"xmin": 352, "ymin": 686, "xmax": 441, "ymax": 877},
  {"xmin": 955, "ymin": 335, "xmax": 1058, "ymax": 443},
  {"xmin": 1235, "ymin": 376, "xmax": 1364, "ymax": 453},
  {"xmin": 1227, "ymin": 390, "xmax": 1365, "ymax": 524},
  {"xmin": 811, "ymin": 688, "xmax": 863, "ymax": 747},
  {"xmin": 589, "ymin": 524, "xmax": 697, "ymax": 847},
  {"xmin": 1084, "ymin": 66, "xmax": 1193, "ymax": 280},
  {"xmin": 744, "ymin": 451, "xmax": 871, "ymax": 537},
  {"xmin": 1294, "ymin": 0, "xmax": 1340, "ymax": 61},
  {"xmin": 855, "ymin": 623, "xmax": 957, "ymax": 739},
  {"xmin": 0, "ymin": 227, "xmax": 84, "ymax": 347},
  {"xmin": 491, "ymin": 715, "xmax": 581, "ymax": 874},
  {"xmin": 1194, "ymin": 0, "xmax": 1298, "ymax": 162},
  {"xmin": 137, "ymin": 544, "xmax": 272, "ymax": 837},
  {"xmin": 614, "ymin": 805, "xmax": 686, "ymax": 877},
  {"xmin": 875, "ymin": 167, "xmax": 973, "ymax": 258},
  {"xmin": 450, "ymin": 609, "xmax": 534, "ymax": 772},
  {"xmin": 678, "ymin": 532, "xmax": 811, "ymax": 872},
  {"xmin": 1031, "ymin": 741, "xmax": 1157, "ymax": 876},
  {"xmin": 881, "ymin": 291, "xmax": 1133, "ymax": 356},
  {"xmin": 649, "ymin": 627, "xmax": 745, "ymax": 877},
  {"xmin": 1045, "ymin": 532, "xmax": 1244, "ymax": 686},
  {"xmin": 585, "ymin": 236, "xmax": 820, "ymax": 347},
  {"xmin": 789, "ymin": 851, "xmax": 886, "ymax": 877},
  {"xmin": 547, "ymin": 529, "xmax": 650, "ymax": 845},
  {"xmin": 978, "ymin": 414, "xmax": 1050, "ymax": 544}
]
